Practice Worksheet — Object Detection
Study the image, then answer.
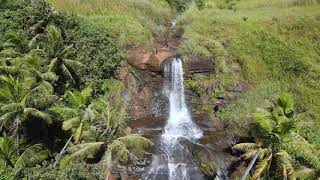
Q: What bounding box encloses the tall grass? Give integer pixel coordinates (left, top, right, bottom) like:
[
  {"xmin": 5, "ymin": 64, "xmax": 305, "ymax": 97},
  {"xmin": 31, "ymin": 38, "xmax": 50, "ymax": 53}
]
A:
[
  {"xmin": 178, "ymin": 0, "xmax": 320, "ymax": 145},
  {"xmin": 49, "ymin": 0, "xmax": 171, "ymax": 46}
]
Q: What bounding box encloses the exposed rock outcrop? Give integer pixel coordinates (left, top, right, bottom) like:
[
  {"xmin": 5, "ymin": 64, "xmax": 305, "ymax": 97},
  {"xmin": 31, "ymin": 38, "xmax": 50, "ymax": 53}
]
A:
[
  {"xmin": 127, "ymin": 45, "xmax": 175, "ymax": 73},
  {"xmin": 186, "ymin": 55, "xmax": 215, "ymax": 74}
]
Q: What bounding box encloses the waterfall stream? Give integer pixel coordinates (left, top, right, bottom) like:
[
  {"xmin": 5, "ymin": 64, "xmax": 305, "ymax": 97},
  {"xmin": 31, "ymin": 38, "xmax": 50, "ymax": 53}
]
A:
[{"xmin": 146, "ymin": 58, "xmax": 204, "ymax": 180}]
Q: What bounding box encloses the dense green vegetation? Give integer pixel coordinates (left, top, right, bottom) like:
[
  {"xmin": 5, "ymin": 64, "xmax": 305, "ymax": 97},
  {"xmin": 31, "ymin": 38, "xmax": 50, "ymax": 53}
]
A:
[
  {"xmin": 49, "ymin": 0, "xmax": 172, "ymax": 48},
  {"xmin": 1, "ymin": 0, "xmax": 319, "ymax": 179},
  {"xmin": 233, "ymin": 93, "xmax": 319, "ymax": 179},
  {"xmin": 178, "ymin": 0, "xmax": 320, "ymax": 147},
  {"xmin": 176, "ymin": 0, "xmax": 320, "ymax": 178},
  {"xmin": 0, "ymin": 0, "xmax": 153, "ymax": 178}
]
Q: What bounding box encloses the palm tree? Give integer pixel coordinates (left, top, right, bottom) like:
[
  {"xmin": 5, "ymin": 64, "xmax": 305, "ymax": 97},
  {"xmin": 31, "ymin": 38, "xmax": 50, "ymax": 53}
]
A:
[
  {"xmin": 233, "ymin": 143, "xmax": 296, "ymax": 179},
  {"xmin": 90, "ymin": 98, "xmax": 127, "ymax": 140},
  {"xmin": 0, "ymin": 31, "xmax": 28, "ymax": 59},
  {"xmin": 0, "ymin": 76, "xmax": 52, "ymax": 145},
  {"xmin": 0, "ymin": 136, "xmax": 48, "ymax": 170},
  {"xmin": 58, "ymin": 134, "xmax": 153, "ymax": 178},
  {"xmin": 44, "ymin": 25, "xmax": 84, "ymax": 86},
  {"xmin": 51, "ymin": 86, "xmax": 94, "ymax": 143},
  {"xmin": 102, "ymin": 135, "xmax": 153, "ymax": 178},
  {"xmin": 233, "ymin": 93, "xmax": 317, "ymax": 179},
  {"xmin": 16, "ymin": 53, "xmax": 58, "ymax": 88}
]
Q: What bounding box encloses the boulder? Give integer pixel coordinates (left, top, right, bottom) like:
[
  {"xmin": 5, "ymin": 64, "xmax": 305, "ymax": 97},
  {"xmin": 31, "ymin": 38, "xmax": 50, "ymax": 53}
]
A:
[
  {"xmin": 127, "ymin": 51, "xmax": 152, "ymax": 70},
  {"xmin": 127, "ymin": 46, "xmax": 175, "ymax": 72},
  {"xmin": 147, "ymin": 51, "xmax": 175, "ymax": 72},
  {"xmin": 187, "ymin": 55, "xmax": 215, "ymax": 74}
]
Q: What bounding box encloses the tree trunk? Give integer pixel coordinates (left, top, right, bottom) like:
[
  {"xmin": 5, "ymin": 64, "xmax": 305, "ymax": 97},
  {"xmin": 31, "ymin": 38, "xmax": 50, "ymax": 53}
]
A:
[
  {"xmin": 53, "ymin": 135, "xmax": 73, "ymax": 167},
  {"xmin": 241, "ymin": 151, "xmax": 260, "ymax": 180}
]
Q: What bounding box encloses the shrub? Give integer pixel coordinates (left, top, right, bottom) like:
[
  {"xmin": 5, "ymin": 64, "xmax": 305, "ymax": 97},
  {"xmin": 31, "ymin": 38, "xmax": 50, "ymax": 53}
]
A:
[
  {"xmin": 65, "ymin": 23, "xmax": 123, "ymax": 93},
  {"xmin": 166, "ymin": 0, "xmax": 206, "ymax": 12}
]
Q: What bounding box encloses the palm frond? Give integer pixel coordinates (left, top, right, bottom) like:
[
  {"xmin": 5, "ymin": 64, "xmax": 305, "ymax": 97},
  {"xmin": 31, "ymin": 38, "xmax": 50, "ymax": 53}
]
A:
[
  {"xmin": 62, "ymin": 116, "xmax": 81, "ymax": 131},
  {"xmin": 14, "ymin": 144, "xmax": 48, "ymax": 168},
  {"xmin": 0, "ymin": 89, "xmax": 13, "ymax": 102},
  {"xmin": 64, "ymin": 91, "xmax": 81, "ymax": 109},
  {"xmin": 60, "ymin": 64, "xmax": 75, "ymax": 83},
  {"xmin": 0, "ymin": 49, "xmax": 22, "ymax": 58},
  {"xmin": 290, "ymin": 131, "xmax": 307, "ymax": 142},
  {"xmin": 47, "ymin": 58, "xmax": 58, "ymax": 72},
  {"xmin": 47, "ymin": 25, "xmax": 63, "ymax": 44},
  {"xmin": 276, "ymin": 93, "xmax": 294, "ymax": 115},
  {"xmin": 106, "ymin": 140, "xmax": 130, "ymax": 162},
  {"xmin": 60, "ymin": 142, "xmax": 104, "ymax": 168},
  {"xmin": 295, "ymin": 166, "xmax": 316, "ymax": 179},
  {"xmin": 61, "ymin": 45, "xmax": 74, "ymax": 57},
  {"xmin": 50, "ymin": 107, "xmax": 79, "ymax": 119},
  {"xmin": 41, "ymin": 72, "xmax": 58, "ymax": 82},
  {"xmin": 0, "ymin": 103, "xmax": 23, "ymax": 114},
  {"xmin": 242, "ymin": 149, "xmax": 258, "ymax": 160},
  {"xmin": 253, "ymin": 110, "xmax": 274, "ymax": 133},
  {"xmin": 0, "ymin": 111, "xmax": 19, "ymax": 126},
  {"xmin": 68, "ymin": 142, "xmax": 104, "ymax": 159},
  {"xmin": 232, "ymin": 143, "xmax": 260, "ymax": 152},
  {"xmin": 275, "ymin": 150, "xmax": 295, "ymax": 179},
  {"xmin": 74, "ymin": 122, "xmax": 83, "ymax": 143},
  {"xmin": 0, "ymin": 66, "xmax": 27, "ymax": 77},
  {"xmin": 64, "ymin": 59, "xmax": 85, "ymax": 70},
  {"xmin": 0, "ymin": 137, "xmax": 16, "ymax": 168},
  {"xmin": 23, "ymin": 108, "xmax": 52, "ymax": 124},
  {"xmin": 117, "ymin": 134, "xmax": 154, "ymax": 149},
  {"xmin": 80, "ymin": 86, "xmax": 92, "ymax": 104},
  {"xmin": 283, "ymin": 139, "xmax": 320, "ymax": 171},
  {"xmin": 252, "ymin": 154, "xmax": 272, "ymax": 179}
]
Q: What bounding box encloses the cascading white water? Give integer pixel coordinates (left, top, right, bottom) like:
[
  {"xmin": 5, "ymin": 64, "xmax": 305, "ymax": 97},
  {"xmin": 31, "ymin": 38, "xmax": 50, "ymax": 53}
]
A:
[
  {"xmin": 146, "ymin": 58, "xmax": 203, "ymax": 180},
  {"xmin": 162, "ymin": 58, "xmax": 203, "ymax": 179}
]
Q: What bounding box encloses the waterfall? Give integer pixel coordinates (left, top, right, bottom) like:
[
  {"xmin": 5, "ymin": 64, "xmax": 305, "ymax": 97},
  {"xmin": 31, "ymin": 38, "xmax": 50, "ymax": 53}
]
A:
[{"xmin": 146, "ymin": 58, "xmax": 203, "ymax": 180}]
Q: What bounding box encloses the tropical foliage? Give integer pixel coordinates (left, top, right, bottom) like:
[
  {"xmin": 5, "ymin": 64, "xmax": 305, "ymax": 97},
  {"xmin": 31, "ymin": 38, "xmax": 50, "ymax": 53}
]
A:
[
  {"xmin": 233, "ymin": 93, "xmax": 319, "ymax": 179},
  {"xmin": 0, "ymin": 0, "xmax": 152, "ymax": 178}
]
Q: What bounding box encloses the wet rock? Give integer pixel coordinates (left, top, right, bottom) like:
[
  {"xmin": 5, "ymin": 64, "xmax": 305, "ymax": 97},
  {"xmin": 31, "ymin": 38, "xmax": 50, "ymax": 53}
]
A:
[
  {"xmin": 129, "ymin": 116, "xmax": 165, "ymax": 139},
  {"xmin": 119, "ymin": 63, "xmax": 167, "ymax": 120},
  {"xmin": 127, "ymin": 157, "xmax": 152, "ymax": 177}
]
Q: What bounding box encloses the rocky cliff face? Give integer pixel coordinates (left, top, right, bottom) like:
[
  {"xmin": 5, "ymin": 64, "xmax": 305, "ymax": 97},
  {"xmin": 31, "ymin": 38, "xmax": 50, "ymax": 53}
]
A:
[
  {"xmin": 116, "ymin": 25, "xmax": 249, "ymax": 177},
  {"xmin": 118, "ymin": 46, "xmax": 241, "ymax": 177}
]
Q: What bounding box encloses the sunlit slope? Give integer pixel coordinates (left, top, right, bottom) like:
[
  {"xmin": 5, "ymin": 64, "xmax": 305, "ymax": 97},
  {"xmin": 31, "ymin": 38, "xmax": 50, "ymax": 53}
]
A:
[
  {"xmin": 49, "ymin": 0, "xmax": 172, "ymax": 46},
  {"xmin": 177, "ymin": 0, "xmax": 320, "ymax": 147}
]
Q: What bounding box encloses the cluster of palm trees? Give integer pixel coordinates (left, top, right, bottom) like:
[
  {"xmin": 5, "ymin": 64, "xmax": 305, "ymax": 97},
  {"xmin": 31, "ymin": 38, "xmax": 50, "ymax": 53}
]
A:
[
  {"xmin": 233, "ymin": 93, "xmax": 320, "ymax": 179},
  {"xmin": 0, "ymin": 24, "xmax": 153, "ymax": 178}
]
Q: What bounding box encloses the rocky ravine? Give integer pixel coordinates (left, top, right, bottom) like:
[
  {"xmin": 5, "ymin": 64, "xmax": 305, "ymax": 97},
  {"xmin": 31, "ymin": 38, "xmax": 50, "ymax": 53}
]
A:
[{"xmin": 116, "ymin": 24, "xmax": 248, "ymax": 179}]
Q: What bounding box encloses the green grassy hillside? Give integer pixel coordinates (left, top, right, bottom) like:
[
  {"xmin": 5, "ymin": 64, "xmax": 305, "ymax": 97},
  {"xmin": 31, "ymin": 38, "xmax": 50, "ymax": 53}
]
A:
[
  {"xmin": 49, "ymin": 0, "xmax": 172, "ymax": 47},
  {"xmin": 178, "ymin": 0, "xmax": 320, "ymax": 146}
]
